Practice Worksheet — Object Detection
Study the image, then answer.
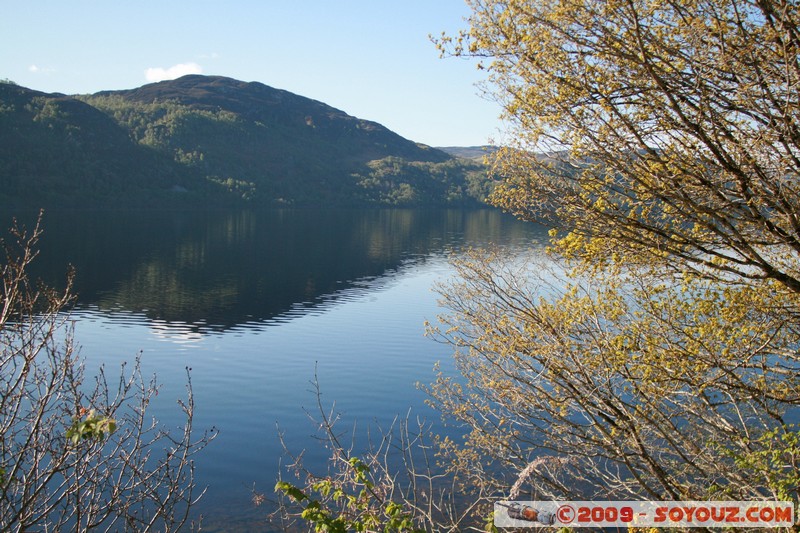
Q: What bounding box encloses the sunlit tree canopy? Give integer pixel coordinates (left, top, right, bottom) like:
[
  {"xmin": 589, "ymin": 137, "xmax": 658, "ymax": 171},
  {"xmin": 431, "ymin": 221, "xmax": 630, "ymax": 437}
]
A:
[{"xmin": 426, "ymin": 0, "xmax": 800, "ymax": 511}]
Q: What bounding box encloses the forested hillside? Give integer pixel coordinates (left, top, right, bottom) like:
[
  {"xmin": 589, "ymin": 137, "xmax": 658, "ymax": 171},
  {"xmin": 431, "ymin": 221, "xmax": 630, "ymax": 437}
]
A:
[{"xmin": 0, "ymin": 76, "xmax": 491, "ymax": 207}]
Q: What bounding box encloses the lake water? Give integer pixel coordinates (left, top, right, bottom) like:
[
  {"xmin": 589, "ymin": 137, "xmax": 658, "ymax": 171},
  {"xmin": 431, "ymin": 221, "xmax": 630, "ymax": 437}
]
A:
[{"xmin": 14, "ymin": 208, "xmax": 549, "ymax": 531}]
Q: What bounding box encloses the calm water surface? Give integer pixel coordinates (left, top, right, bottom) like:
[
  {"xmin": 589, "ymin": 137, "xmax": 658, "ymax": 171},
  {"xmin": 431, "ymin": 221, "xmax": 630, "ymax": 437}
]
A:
[{"xmin": 19, "ymin": 208, "xmax": 549, "ymax": 531}]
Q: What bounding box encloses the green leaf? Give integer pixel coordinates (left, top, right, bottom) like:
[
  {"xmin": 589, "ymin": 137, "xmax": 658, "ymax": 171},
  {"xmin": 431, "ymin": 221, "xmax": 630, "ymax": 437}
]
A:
[{"xmin": 274, "ymin": 480, "xmax": 308, "ymax": 502}]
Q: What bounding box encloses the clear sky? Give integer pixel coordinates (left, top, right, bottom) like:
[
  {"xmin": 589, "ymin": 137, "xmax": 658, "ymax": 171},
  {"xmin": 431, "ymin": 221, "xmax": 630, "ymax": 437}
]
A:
[{"xmin": 0, "ymin": 0, "xmax": 506, "ymax": 147}]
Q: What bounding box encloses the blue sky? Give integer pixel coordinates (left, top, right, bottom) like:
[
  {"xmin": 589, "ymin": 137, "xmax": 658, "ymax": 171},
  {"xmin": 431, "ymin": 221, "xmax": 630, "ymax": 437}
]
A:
[{"xmin": 0, "ymin": 0, "xmax": 505, "ymax": 147}]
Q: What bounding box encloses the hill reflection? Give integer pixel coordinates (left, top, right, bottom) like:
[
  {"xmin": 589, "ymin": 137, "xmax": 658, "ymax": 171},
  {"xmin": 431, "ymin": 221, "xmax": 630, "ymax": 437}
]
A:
[{"xmin": 23, "ymin": 209, "xmax": 545, "ymax": 333}]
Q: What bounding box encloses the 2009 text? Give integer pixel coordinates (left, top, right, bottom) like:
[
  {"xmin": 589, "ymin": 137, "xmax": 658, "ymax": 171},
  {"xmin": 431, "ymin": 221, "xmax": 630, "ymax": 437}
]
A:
[{"xmin": 495, "ymin": 500, "xmax": 795, "ymax": 528}]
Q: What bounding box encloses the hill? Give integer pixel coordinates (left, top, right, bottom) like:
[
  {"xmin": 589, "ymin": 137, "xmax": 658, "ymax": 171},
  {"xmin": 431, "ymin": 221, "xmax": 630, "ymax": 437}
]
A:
[
  {"xmin": 438, "ymin": 145, "xmax": 500, "ymax": 161},
  {"xmin": 0, "ymin": 82, "xmax": 187, "ymax": 206},
  {"xmin": 0, "ymin": 76, "xmax": 492, "ymax": 207}
]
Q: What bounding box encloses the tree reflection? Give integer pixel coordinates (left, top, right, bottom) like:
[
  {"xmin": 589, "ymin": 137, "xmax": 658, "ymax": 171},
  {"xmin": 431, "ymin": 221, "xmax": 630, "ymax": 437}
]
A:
[{"xmin": 23, "ymin": 209, "xmax": 545, "ymax": 332}]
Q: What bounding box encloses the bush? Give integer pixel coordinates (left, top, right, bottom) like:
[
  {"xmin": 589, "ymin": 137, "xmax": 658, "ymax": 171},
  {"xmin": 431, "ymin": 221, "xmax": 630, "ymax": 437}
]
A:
[{"xmin": 0, "ymin": 213, "xmax": 217, "ymax": 532}]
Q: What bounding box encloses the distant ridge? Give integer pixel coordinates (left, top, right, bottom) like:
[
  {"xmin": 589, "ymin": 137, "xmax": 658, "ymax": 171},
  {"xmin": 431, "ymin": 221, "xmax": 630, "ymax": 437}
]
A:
[
  {"xmin": 438, "ymin": 145, "xmax": 500, "ymax": 161},
  {"xmin": 0, "ymin": 76, "xmax": 492, "ymax": 208}
]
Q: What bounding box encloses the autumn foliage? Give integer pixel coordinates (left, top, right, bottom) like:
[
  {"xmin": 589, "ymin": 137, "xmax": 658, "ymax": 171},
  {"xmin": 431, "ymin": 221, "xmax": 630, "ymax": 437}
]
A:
[{"xmin": 428, "ymin": 0, "xmax": 800, "ymax": 514}]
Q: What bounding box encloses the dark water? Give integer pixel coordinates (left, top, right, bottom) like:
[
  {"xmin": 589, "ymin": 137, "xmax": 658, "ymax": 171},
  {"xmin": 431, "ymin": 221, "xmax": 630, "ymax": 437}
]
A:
[{"xmin": 14, "ymin": 208, "xmax": 549, "ymax": 530}]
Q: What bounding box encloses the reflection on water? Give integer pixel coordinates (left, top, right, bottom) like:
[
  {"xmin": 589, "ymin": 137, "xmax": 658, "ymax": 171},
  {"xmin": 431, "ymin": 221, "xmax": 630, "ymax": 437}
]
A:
[
  {"xmin": 27, "ymin": 209, "xmax": 544, "ymax": 333},
  {"xmin": 8, "ymin": 208, "xmax": 550, "ymax": 531}
]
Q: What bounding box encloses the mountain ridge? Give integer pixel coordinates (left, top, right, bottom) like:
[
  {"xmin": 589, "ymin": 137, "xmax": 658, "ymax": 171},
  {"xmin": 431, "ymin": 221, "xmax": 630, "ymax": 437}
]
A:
[
  {"xmin": 95, "ymin": 75, "xmax": 451, "ymax": 164},
  {"xmin": 0, "ymin": 75, "xmax": 490, "ymax": 208}
]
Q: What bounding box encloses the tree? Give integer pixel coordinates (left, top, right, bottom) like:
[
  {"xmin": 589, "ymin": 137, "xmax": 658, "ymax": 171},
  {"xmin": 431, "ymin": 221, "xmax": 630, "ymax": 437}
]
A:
[
  {"xmin": 424, "ymin": 0, "xmax": 800, "ymax": 516},
  {"xmin": 0, "ymin": 214, "xmax": 217, "ymax": 532},
  {"xmin": 427, "ymin": 249, "xmax": 800, "ymax": 504},
  {"xmin": 449, "ymin": 0, "xmax": 800, "ymax": 289}
]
